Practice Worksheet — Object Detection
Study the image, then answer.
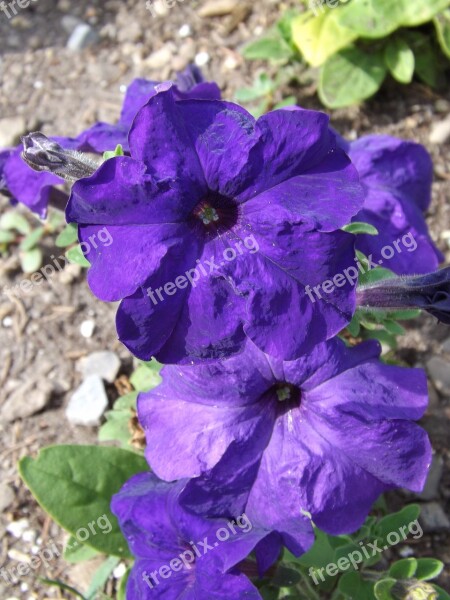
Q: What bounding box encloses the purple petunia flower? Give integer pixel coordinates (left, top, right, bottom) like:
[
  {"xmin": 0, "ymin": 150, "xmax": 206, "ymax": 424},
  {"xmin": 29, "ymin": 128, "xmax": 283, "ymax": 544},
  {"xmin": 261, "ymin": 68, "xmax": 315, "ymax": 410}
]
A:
[
  {"xmin": 111, "ymin": 471, "xmax": 276, "ymax": 599},
  {"xmin": 67, "ymin": 86, "xmax": 365, "ymax": 363},
  {"xmin": 1, "ymin": 66, "xmax": 219, "ymax": 218},
  {"xmin": 138, "ymin": 338, "xmax": 431, "ymax": 549},
  {"xmin": 342, "ymin": 135, "xmax": 443, "ymax": 275}
]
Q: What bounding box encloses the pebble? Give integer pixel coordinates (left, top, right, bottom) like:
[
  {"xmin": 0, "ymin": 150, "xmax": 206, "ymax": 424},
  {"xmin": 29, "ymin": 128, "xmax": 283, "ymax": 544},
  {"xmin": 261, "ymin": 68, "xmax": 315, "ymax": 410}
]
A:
[
  {"xmin": 66, "ymin": 375, "xmax": 108, "ymax": 426},
  {"xmin": 195, "ymin": 51, "xmax": 210, "ymax": 67},
  {"xmin": 417, "ymin": 454, "xmax": 444, "ymax": 501},
  {"xmin": 76, "ymin": 351, "xmax": 121, "ymax": 384},
  {"xmin": 80, "ymin": 319, "xmax": 95, "ymax": 338},
  {"xmin": 429, "ymin": 115, "xmax": 450, "ymax": 144},
  {"xmin": 7, "ymin": 518, "xmax": 30, "ymax": 538},
  {"xmin": 1, "ymin": 380, "xmax": 53, "ymax": 423},
  {"xmin": 61, "ymin": 15, "xmax": 84, "ymax": 35},
  {"xmin": 0, "ymin": 483, "xmax": 15, "ymax": 512},
  {"xmin": 0, "ymin": 116, "xmax": 26, "ymax": 148},
  {"xmin": 426, "ymin": 356, "xmax": 450, "ymax": 397},
  {"xmin": 145, "ymin": 43, "xmax": 174, "ymax": 69},
  {"xmin": 420, "ymin": 502, "xmax": 450, "ymax": 532},
  {"xmin": 442, "ymin": 337, "xmax": 450, "ymax": 353},
  {"xmin": 2, "ymin": 316, "xmax": 13, "ymax": 328},
  {"xmin": 66, "ymin": 23, "xmax": 99, "ymax": 51},
  {"xmin": 178, "ymin": 24, "xmax": 192, "ymax": 38},
  {"xmin": 198, "ymin": 0, "xmax": 238, "ymax": 17}
]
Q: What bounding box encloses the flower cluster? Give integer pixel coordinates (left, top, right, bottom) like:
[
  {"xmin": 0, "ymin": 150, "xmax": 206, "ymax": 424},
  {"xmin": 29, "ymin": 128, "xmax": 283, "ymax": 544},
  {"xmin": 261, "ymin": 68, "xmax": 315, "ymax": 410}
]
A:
[{"xmin": 13, "ymin": 68, "xmax": 448, "ymax": 598}]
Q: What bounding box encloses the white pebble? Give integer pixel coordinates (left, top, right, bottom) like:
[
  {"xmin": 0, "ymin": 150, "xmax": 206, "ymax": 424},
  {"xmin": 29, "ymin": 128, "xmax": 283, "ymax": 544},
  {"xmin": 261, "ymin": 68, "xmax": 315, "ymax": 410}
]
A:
[
  {"xmin": 119, "ymin": 84, "xmax": 127, "ymax": 93},
  {"xmin": 178, "ymin": 24, "xmax": 191, "ymax": 38},
  {"xmin": 2, "ymin": 316, "xmax": 12, "ymax": 328},
  {"xmin": 80, "ymin": 319, "xmax": 95, "ymax": 338},
  {"xmin": 33, "ymin": 81, "xmax": 43, "ymax": 89},
  {"xmin": 20, "ymin": 583, "xmax": 29, "ymax": 592},
  {"xmin": 7, "ymin": 518, "xmax": 29, "ymax": 538},
  {"xmin": 113, "ymin": 562, "xmax": 127, "ymax": 578},
  {"xmin": 195, "ymin": 51, "xmax": 210, "ymax": 67},
  {"xmin": 399, "ymin": 545, "xmax": 414, "ymax": 557},
  {"xmin": 22, "ymin": 529, "xmax": 37, "ymax": 543}
]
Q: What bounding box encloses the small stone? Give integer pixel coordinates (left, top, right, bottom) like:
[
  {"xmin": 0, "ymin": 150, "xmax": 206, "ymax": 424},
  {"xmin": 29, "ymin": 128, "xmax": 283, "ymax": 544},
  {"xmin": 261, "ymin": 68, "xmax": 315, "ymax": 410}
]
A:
[
  {"xmin": 178, "ymin": 24, "xmax": 191, "ymax": 38},
  {"xmin": 61, "ymin": 15, "xmax": 84, "ymax": 34},
  {"xmin": 0, "ymin": 483, "xmax": 15, "ymax": 512},
  {"xmin": 145, "ymin": 44, "xmax": 174, "ymax": 69},
  {"xmin": 1, "ymin": 381, "xmax": 53, "ymax": 423},
  {"xmin": 429, "ymin": 115, "xmax": 450, "ymax": 144},
  {"xmin": 426, "ymin": 356, "xmax": 450, "ymax": 397},
  {"xmin": 417, "ymin": 454, "xmax": 444, "ymax": 500},
  {"xmin": 2, "ymin": 316, "xmax": 12, "ymax": 328},
  {"xmin": 0, "ymin": 116, "xmax": 26, "ymax": 148},
  {"xmin": 76, "ymin": 351, "xmax": 121, "ymax": 384},
  {"xmin": 66, "ymin": 23, "xmax": 99, "ymax": 51},
  {"xmin": 198, "ymin": 0, "xmax": 238, "ymax": 17},
  {"xmin": 7, "ymin": 518, "xmax": 29, "ymax": 538},
  {"xmin": 66, "ymin": 375, "xmax": 108, "ymax": 426},
  {"xmin": 195, "ymin": 51, "xmax": 210, "ymax": 67},
  {"xmin": 113, "ymin": 562, "xmax": 127, "ymax": 579},
  {"xmin": 80, "ymin": 319, "xmax": 95, "ymax": 338},
  {"xmin": 420, "ymin": 502, "xmax": 450, "ymax": 532}
]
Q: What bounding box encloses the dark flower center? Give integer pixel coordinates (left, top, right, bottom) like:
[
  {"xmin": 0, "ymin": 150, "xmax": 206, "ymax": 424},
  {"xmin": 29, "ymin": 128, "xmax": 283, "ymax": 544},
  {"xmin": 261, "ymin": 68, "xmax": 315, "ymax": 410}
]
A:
[
  {"xmin": 191, "ymin": 192, "xmax": 239, "ymax": 238},
  {"xmin": 270, "ymin": 382, "xmax": 301, "ymax": 412}
]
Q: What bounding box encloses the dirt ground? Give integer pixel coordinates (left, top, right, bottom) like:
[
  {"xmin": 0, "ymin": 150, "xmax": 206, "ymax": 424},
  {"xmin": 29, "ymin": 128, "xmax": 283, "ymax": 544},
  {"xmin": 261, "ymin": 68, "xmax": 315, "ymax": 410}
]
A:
[{"xmin": 0, "ymin": 1, "xmax": 449, "ymax": 598}]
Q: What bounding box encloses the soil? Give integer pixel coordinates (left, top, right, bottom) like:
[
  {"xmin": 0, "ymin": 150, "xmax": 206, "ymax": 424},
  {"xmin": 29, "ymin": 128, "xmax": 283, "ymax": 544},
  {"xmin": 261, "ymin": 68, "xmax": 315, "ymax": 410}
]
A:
[{"xmin": 0, "ymin": 0, "xmax": 449, "ymax": 598}]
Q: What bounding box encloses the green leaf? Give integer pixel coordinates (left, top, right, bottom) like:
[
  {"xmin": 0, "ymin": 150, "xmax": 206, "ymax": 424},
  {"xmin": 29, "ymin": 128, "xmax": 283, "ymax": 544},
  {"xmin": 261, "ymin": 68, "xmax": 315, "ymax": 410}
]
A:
[
  {"xmin": 0, "ymin": 210, "xmax": 31, "ymax": 234},
  {"xmin": 296, "ymin": 528, "xmax": 347, "ymax": 569},
  {"xmin": 19, "ymin": 445, "xmax": 149, "ymax": 557},
  {"xmin": 338, "ymin": 571, "xmax": 375, "ymax": 599},
  {"xmin": 337, "ymin": 0, "xmax": 450, "ymax": 39},
  {"xmin": 319, "ymin": 47, "xmax": 387, "ymax": 108},
  {"xmin": 383, "ymin": 320, "xmax": 405, "ymax": 336},
  {"xmin": 99, "ymin": 392, "xmax": 138, "ymax": 450},
  {"xmin": 103, "ymin": 144, "xmax": 125, "ymax": 160},
  {"xmin": 374, "ymin": 504, "xmax": 421, "ymax": 541},
  {"xmin": 384, "ymin": 37, "xmax": 415, "ymax": 84},
  {"xmin": 56, "ymin": 223, "xmax": 79, "ymax": 247},
  {"xmin": 86, "ymin": 556, "xmax": 120, "ymax": 600},
  {"xmin": 130, "ymin": 362, "xmax": 162, "ymax": 392},
  {"xmin": 242, "ymin": 32, "xmax": 294, "ymax": 62},
  {"xmin": 0, "ymin": 229, "xmax": 16, "ymax": 244},
  {"xmin": 346, "ymin": 315, "xmax": 361, "ymax": 337},
  {"xmin": 415, "ymin": 558, "xmax": 444, "ymax": 581},
  {"xmin": 434, "ymin": 10, "xmax": 450, "ymax": 58},
  {"xmin": 389, "ymin": 557, "xmax": 418, "ymax": 579},
  {"xmin": 361, "ymin": 328, "xmax": 398, "ymax": 351},
  {"xmin": 20, "ymin": 248, "xmax": 43, "ymax": 273},
  {"xmin": 64, "ymin": 536, "xmax": 101, "ymax": 563},
  {"xmin": 342, "ymin": 222, "xmax": 379, "ymax": 236},
  {"xmin": 374, "ymin": 578, "xmax": 396, "ymax": 600},
  {"xmin": 291, "ymin": 10, "xmax": 357, "ymax": 67},
  {"xmin": 406, "ymin": 31, "xmax": 446, "ymax": 88},
  {"xmin": 117, "ymin": 568, "xmax": 131, "ymax": 600},
  {"xmin": 358, "ymin": 265, "xmax": 396, "ymax": 287},
  {"xmin": 435, "ymin": 585, "xmax": 450, "ymax": 600},
  {"xmin": 273, "ymin": 96, "xmax": 297, "ymax": 110},
  {"xmin": 386, "ymin": 309, "xmax": 421, "ymax": 320},
  {"xmin": 66, "ymin": 245, "xmax": 90, "ymax": 267},
  {"xmin": 235, "ymin": 73, "xmax": 276, "ymax": 102},
  {"xmin": 19, "ymin": 226, "xmax": 45, "ymax": 252},
  {"xmin": 271, "ymin": 564, "xmax": 302, "ymax": 587}
]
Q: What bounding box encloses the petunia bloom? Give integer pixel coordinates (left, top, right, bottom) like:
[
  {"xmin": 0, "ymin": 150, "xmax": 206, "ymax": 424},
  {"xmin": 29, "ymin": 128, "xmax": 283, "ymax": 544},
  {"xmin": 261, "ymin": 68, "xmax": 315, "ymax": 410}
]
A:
[
  {"xmin": 2, "ymin": 66, "xmax": 219, "ymax": 218},
  {"xmin": 341, "ymin": 135, "xmax": 443, "ymax": 275},
  {"xmin": 357, "ymin": 266, "xmax": 450, "ymax": 324},
  {"xmin": 138, "ymin": 338, "xmax": 431, "ymax": 549},
  {"xmin": 111, "ymin": 471, "xmax": 278, "ymax": 599},
  {"xmin": 67, "ymin": 86, "xmax": 365, "ymax": 363}
]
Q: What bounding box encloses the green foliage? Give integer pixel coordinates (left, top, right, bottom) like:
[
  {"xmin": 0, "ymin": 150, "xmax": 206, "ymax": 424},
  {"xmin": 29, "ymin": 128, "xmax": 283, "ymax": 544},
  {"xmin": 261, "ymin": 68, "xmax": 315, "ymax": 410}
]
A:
[
  {"xmin": 66, "ymin": 244, "xmax": 91, "ymax": 267},
  {"xmin": 19, "ymin": 445, "xmax": 148, "ymax": 557},
  {"xmin": 235, "ymin": 72, "xmax": 296, "ymax": 117},
  {"xmin": 55, "ymin": 222, "xmax": 79, "ymax": 247},
  {"xmin": 241, "ymin": 0, "xmax": 450, "ymax": 107},
  {"xmin": 103, "ymin": 144, "xmax": 125, "ymax": 161}
]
